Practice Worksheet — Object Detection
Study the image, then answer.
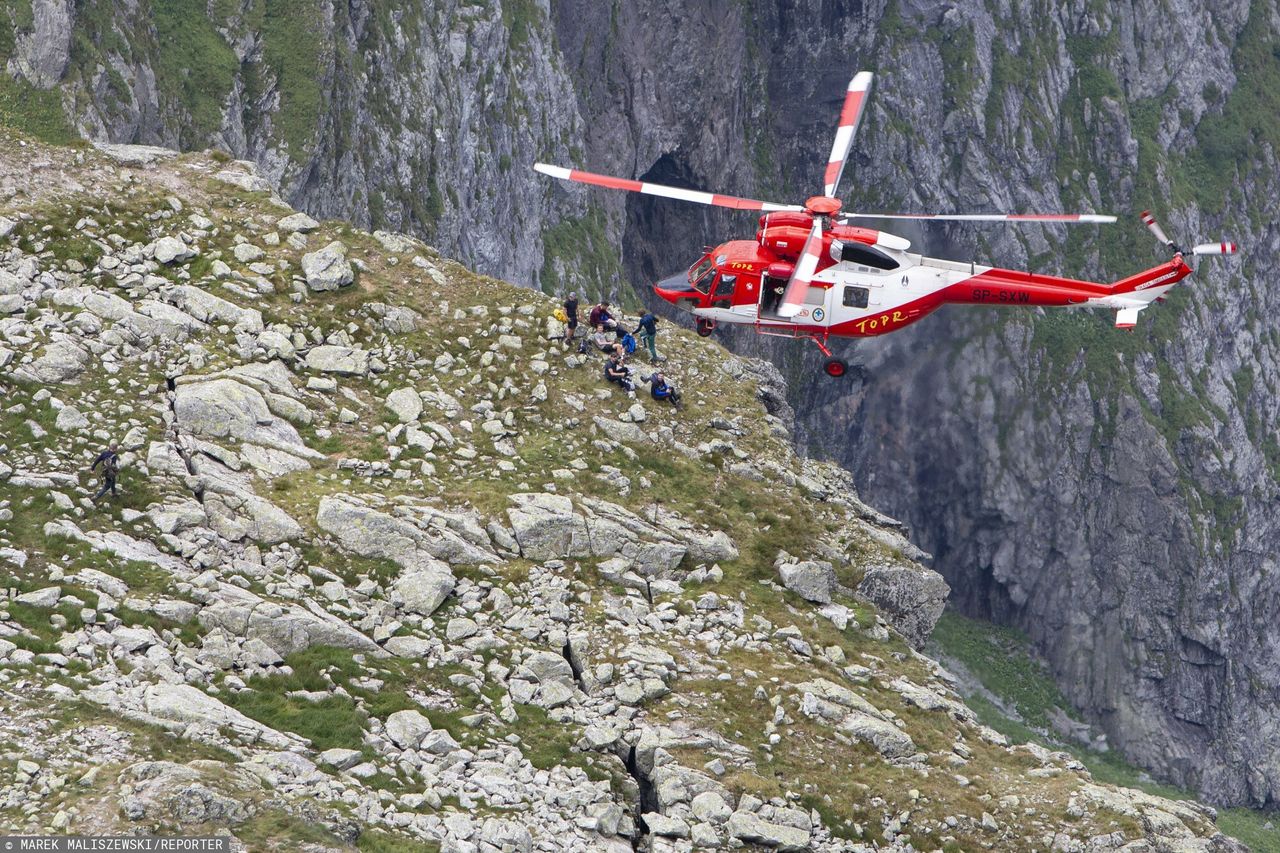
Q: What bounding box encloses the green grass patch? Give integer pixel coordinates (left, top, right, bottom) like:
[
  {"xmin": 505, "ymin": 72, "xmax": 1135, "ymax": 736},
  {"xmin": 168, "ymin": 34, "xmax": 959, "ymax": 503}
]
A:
[
  {"xmin": 0, "ymin": 77, "xmax": 78, "ymax": 146},
  {"xmin": 257, "ymin": 0, "xmax": 327, "ymax": 160},
  {"xmin": 151, "ymin": 0, "xmax": 238, "ymax": 145},
  {"xmin": 930, "ymin": 610, "xmax": 1077, "ymax": 731},
  {"xmin": 1218, "ymin": 808, "xmax": 1280, "ymax": 853}
]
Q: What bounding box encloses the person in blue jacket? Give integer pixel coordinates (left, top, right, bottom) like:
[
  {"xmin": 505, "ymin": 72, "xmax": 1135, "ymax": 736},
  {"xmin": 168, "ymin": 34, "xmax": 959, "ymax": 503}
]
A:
[
  {"xmin": 641, "ymin": 372, "xmax": 681, "ymax": 408},
  {"xmin": 635, "ymin": 311, "xmax": 661, "ymax": 363}
]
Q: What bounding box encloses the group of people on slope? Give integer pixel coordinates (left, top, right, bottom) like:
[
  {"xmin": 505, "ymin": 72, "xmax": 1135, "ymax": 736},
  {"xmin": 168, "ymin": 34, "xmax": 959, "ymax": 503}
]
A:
[{"xmin": 561, "ymin": 292, "xmax": 681, "ymax": 409}]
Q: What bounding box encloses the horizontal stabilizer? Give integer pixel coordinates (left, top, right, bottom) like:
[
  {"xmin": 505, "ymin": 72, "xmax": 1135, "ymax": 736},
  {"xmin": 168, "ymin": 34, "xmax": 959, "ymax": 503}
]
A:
[{"xmin": 1116, "ymin": 305, "xmax": 1143, "ymax": 329}]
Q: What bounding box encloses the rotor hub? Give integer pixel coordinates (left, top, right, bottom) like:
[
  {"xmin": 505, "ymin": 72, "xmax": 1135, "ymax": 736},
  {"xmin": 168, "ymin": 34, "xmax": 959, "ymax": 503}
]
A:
[{"xmin": 805, "ymin": 196, "xmax": 843, "ymax": 217}]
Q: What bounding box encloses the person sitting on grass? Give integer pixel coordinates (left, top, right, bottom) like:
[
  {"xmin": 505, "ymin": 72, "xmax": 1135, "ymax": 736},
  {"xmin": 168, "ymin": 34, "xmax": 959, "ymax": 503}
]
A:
[
  {"xmin": 603, "ymin": 351, "xmax": 635, "ymax": 392},
  {"xmin": 590, "ymin": 324, "xmax": 624, "ymax": 357},
  {"xmin": 641, "ymin": 371, "xmax": 681, "ymax": 408},
  {"xmin": 589, "ymin": 301, "xmax": 618, "ymax": 332}
]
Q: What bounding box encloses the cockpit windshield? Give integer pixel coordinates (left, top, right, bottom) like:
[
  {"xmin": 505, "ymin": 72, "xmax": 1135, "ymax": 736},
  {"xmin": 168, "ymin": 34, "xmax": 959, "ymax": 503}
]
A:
[{"xmin": 688, "ymin": 256, "xmax": 714, "ymax": 293}]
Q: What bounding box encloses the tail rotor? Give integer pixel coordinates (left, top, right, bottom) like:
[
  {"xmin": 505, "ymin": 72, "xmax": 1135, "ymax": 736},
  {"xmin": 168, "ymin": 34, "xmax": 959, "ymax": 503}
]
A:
[{"xmin": 1140, "ymin": 210, "xmax": 1238, "ymax": 259}]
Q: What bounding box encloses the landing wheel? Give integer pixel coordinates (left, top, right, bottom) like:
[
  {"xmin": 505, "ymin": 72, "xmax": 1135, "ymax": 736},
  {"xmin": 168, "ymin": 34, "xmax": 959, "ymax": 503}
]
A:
[
  {"xmin": 696, "ymin": 318, "xmax": 716, "ymax": 337},
  {"xmin": 823, "ymin": 357, "xmax": 849, "ymax": 378}
]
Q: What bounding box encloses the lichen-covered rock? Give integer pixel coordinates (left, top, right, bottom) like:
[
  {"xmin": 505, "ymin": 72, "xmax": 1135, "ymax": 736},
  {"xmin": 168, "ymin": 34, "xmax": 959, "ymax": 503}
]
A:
[
  {"xmin": 304, "ymin": 344, "xmax": 369, "ymax": 375},
  {"xmin": 173, "ymin": 378, "xmax": 307, "ymax": 452},
  {"xmin": 302, "ymin": 241, "xmax": 354, "ymax": 290},
  {"xmin": 857, "ymin": 564, "xmax": 950, "ymax": 649}
]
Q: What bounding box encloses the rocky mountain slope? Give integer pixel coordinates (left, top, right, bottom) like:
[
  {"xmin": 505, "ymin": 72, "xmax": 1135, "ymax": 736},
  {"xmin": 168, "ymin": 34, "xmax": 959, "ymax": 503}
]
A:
[
  {"xmin": 0, "ymin": 134, "xmax": 1250, "ymax": 851},
  {"xmin": 7, "ymin": 0, "xmax": 1280, "ymax": 820}
]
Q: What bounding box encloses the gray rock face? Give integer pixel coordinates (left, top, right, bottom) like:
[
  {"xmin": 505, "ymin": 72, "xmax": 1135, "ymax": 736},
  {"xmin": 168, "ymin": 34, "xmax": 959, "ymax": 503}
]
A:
[
  {"xmin": 9, "ymin": 0, "xmax": 72, "ymax": 88},
  {"xmin": 302, "ymin": 241, "xmax": 354, "ymax": 291}
]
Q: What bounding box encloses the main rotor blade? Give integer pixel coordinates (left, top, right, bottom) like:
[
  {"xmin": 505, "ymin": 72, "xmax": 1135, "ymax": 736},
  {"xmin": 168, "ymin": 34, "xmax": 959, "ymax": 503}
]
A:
[
  {"xmin": 823, "ymin": 71, "xmax": 874, "ymax": 199},
  {"xmin": 534, "ymin": 163, "xmax": 803, "ymax": 212},
  {"xmin": 777, "ymin": 221, "xmax": 824, "ymax": 320},
  {"xmin": 840, "ymin": 212, "xmax": 1116, "ymax": 224}
]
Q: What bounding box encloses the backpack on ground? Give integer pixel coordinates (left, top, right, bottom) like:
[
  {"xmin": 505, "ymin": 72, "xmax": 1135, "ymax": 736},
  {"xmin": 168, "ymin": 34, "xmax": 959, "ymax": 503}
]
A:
[{"xmin": 621, "ymin": 332, "xmax": 637, "ymax": 354}]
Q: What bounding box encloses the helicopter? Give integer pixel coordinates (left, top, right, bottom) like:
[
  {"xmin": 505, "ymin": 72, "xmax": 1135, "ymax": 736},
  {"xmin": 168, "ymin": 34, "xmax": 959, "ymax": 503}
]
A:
[{"xmin": 534, "ymin": 71, "xmax": 1238, "ymax": 377}]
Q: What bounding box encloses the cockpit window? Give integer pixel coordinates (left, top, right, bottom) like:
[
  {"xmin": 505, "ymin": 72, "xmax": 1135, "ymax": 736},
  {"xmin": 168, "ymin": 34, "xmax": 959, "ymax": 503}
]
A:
[
  {"xmin": 688, "ymin": 256, "xmax": 714, "ymax": 286},
  {"xmin": 692, "ymin": 265, "xmax": 716, "ymax": 294}
]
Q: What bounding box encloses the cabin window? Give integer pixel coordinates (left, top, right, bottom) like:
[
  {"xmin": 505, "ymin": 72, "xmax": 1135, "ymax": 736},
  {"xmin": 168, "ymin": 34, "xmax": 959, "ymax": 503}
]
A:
[
  {"xmin": 843, "ymin": 286, "xmax": 870, "ymax": 308},
  {"xmin": 839, "ymin": 242, "xmax": 900, "ymax": 271},
  {"xmin": 715, "ymin": 274, "xmax": 736, "ymax": 297}
]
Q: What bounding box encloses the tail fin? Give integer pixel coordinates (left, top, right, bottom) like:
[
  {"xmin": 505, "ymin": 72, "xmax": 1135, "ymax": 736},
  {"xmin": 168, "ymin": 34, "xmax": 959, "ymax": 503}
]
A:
[{"xmin": 1109, "ymin": 257, "xmax": 1192, "ymax": 297}]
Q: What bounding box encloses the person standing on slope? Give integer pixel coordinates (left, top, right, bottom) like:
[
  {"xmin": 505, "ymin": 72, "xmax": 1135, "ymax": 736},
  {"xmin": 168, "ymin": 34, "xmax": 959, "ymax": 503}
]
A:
[
  {"xmin": 635, "ymin": 311, "xmax": 661, "ymax": 363},
  {"xmin": 562, "ymin": 291, "xmax": 580, "ymax": 349}
]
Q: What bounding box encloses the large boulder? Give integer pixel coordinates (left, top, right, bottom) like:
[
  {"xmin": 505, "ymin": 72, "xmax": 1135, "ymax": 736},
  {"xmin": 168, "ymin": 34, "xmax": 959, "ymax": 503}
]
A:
[
  {"xmin": 203, "ymin": 492, "xmax": 302, "ymax": 545},
  {"xmin": 777, "ymin": 558, "xmax": 838, "ymax": 604},
  {"xmin": 385, "ymin": 387, "xmax": 423, "ymax": 423},
  {"xmin": 151, "ymin": 236, "xmax": 196, "ymax": 264},
  {"xmin": 198, "ymin": 584, "xmax": 382, "ymax": 658},
  {"xmin": 161, "ymin": 285, "xmax": 263, "ymax": 331},
  {"xmin": 510, "ymin": 651, "xmax": 577, "ymax": 708},
  {"xmin": 392, "ymin": 568, "xmax": 456, "ymax": 616},
  {"xmin": 11, "ymin": 339, "xmax": 88, "ymax": 384},
  {"xmin": 726, "ymin": 811, "xmax": 811, "ymax": 851},
  {"xmin": 173, "ymin": 378, "xmax": 306, "ymax": 452},
  {"xmin": 302, "ymin": 241, "xmax": 354, "ymax": 291},
  {"xmin": 856, "ymin": 564, "xmax": 950, "ymax": 648},
  {"xmin": 838, "ymin": 712, "xmax": 918, "ymax": 760},
  {"xmin": 506, "ymin": 493, "xmax": 591, "ymax": 560},
  {"xmin": 305, "ymin": 345, "xmax": 369, "ymax": 375},
  {"xmin": 384, "ymin": 710, "xmax": 433, "ymax": 750},
  {"xmin": 278, "ymin": 212, "xmax": 319, "ymax": 233},
  {"xmin": 316, "ymin": 495, "xmax": 492, "ymax": 567},
  {"xmin": 141, "ymin": 684, "xmax": 299, "ymax": 749}
]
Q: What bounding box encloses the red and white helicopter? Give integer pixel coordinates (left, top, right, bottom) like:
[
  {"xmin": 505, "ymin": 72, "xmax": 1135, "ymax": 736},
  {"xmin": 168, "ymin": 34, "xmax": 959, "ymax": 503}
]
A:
[{"xmin": 535, "ymin": 71, "xmax": 1238, "ymax": 377}]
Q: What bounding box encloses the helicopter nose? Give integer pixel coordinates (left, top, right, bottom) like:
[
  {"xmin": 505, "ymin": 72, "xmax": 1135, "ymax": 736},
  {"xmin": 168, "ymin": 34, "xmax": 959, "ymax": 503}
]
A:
[{"xmin": 653, "ymin": 272, "xmax": 694, "ymax": 306}]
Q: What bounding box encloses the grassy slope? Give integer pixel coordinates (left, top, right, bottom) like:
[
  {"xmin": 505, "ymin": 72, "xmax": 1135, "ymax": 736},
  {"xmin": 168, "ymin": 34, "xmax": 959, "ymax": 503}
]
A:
[{"xmin": 931, "ymin": 610, "xmax": 1280, "ymax": 852}]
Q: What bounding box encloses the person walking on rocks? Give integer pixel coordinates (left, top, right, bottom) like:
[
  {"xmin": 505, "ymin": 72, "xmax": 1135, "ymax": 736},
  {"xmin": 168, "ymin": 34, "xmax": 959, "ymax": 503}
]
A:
[
  {"xmin": 562, "ymin": 291, "xmax": 580, "ymax": 349},
  {"xmin": 635, "ymin": 311, "xmax": 661, "ymax": 363},
  {"xmin": 90, "ymin": 443, "xmax": 121, "ymax": 501}
]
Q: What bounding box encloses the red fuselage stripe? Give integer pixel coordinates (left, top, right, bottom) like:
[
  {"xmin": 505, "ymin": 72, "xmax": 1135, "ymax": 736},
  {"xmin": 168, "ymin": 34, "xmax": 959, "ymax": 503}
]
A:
[{"xmin": 571, "ymin": 170, "xmax": 643, "ymax": 193}]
